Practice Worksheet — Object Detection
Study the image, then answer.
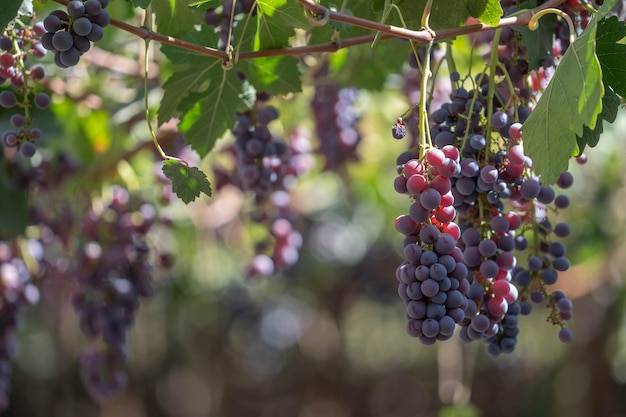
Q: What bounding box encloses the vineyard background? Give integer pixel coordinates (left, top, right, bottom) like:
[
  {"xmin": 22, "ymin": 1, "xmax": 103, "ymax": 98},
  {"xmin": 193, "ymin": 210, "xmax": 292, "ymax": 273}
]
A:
[{"xmin": 1, "ymin": 0, "xmax": 626, "ymax": 416}]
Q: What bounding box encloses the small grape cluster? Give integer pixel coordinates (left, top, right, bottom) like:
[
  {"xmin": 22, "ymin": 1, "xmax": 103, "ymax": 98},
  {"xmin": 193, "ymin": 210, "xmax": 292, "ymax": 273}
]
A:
[
  {"xmin": 40, "ymin": 0, "xmax": 111, "ymax": 68},
  {"xmin": 30, "ymin": 186, "xmax": 172, "ymax": 402},
  {"xmin": 213, "ymin": 101, "xmax": 312, "ymax": 277},
  {"xmin": 69, "ymin": 186, "xmax": 158, "ymax": 400},
  {"xmin": 0, "ymin": 241, "xmax": 40, "ymax": 412},
  {"xmin": 1, "ymin": 22, "xmax": 50, "ymax": 158},
  {"xmin": 312, "ymin": 63, "xmax": 362, "ymax": 171}
]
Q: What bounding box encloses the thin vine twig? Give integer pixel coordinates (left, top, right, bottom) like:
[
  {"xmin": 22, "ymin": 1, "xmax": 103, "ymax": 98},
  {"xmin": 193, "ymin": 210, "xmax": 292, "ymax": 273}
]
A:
[{"xmin": 49, "ymin": 0, "xmax": 569, "ymax": 62}]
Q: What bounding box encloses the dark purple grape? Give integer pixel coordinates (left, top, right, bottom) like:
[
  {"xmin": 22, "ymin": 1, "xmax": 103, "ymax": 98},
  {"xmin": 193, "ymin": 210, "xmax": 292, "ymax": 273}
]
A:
[
  {"xmin": 2, "ymin": 131, "xmax": 18, "ymax": 147},
  {"xmin": 85, "ymin": 0, "xmax": 104, "ymax": 16},
  {"xmin": 19, "ymin": 141, "xmax": 36, "ymax": 158},
  {"xmin": 86, "ymin": 24, "xmax": 104, "ymax": 42},
  {"xmin": 0, "ymin": 91, "xmax": 16, "ymax": 108},
  {"xmin": 60, "ymin": 47, "xmax": 81, "ymax": 67},
  {"xmin": 9, "ymin": 114, "xmax": 24, "ymax": 127},
  {"xmin": 0, "ymin": 37, "xmax": 12, "ymax": 52},
  {"xmin": 44, "ymin": 15, "xmax": 63, "ymax": 32},
  {"xmin": 73, "ymin": 36, "xmax": 91, "ymax": 54},
  {"xmin": 52, "ymin": 31, "xmax": 74, "ymax": 52},
  {"xmin": 72, "ymin": 17, "xmax": 93, "ymax": 37},
  {"xmin": 89, "ymin": 10, "xmax": 110, "ymax": 27},
  {"xmin": 34, "ymin": 92, "xmax": 51, "ymax": 109},
  {"xmin": 67, "ymin": 0, "xmax": 86, "ymax": 18}
]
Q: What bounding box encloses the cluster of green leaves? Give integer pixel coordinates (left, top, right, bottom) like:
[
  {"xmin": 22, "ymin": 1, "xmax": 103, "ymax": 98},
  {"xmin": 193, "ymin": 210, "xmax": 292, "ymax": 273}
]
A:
[{"xmin": 2, "ymin": 0, "xmax": 626, "ymax": 200}]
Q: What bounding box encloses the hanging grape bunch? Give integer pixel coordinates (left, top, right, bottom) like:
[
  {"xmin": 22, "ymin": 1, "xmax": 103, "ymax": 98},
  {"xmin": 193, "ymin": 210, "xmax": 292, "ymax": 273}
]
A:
[
  {"xmin": 40, "ymin": 0, "xmax": 111, "ymax": 68},
  {"xmin": 0, "ymin": 21, "xmax": 50, "ymax": 157},
  {"xmin": 392, "ymin": 16, "xmax": 581, "ymax": 354}
]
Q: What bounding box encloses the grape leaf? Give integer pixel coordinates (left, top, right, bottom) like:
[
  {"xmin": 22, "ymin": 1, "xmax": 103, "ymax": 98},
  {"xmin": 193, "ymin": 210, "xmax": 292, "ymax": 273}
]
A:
[
  {"xmin": 188, "ymin": 0, "xmax": 219, "ymax": 7},
  {"xmin": 162, "ymin": 160, "xmax": 212, "ymax": 204},
  {"xmin": 160, "ymin": 27, "xmax": 256, "ymax": 156},
  {"xmin": 152, "ymin": 0, "xmax": 204, "ymax": 36},
  {"xmin": 256, "ymin": 0, "xmax": 309, "ymax": 50},
  {"xmin": 240, "ymin": 56, "xmax": 302, "ymax": 95},
  {"xmin": 596, "ymin": 16, "xmax": 626, "ymax": 98},
  {"xmin": 328, "ymin": 38, "xmax": 409, "ymax": 90},
  {"xmin": 515, "ymin": 13, "xmax": 557, "ymax": 70},
  {"xmin": 521, "ymin": 2, "xmax": 616, "ymax": 184},
  {"xmin": 179, "ymin": 76, "xmax": 256, "ymax": 156},
  {"xmin": 0, "ymin": 0, "xmax": 25, "ymax": 32},
  {"xmin": 576, "ymin": 86, "xmax": 620, "ymax": 151},
  {"xmin": 397, "ymin": 0, "xmax": 470, "ymax": 30},
  {"xmin": 466, "ymin": 0, "xmax": 502, "ymax": 27}
]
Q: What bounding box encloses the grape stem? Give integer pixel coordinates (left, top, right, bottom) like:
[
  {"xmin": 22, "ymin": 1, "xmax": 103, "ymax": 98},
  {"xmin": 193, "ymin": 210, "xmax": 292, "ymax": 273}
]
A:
[
  {"xmin": 141, "ymin": 7, "xmax": 187, "ymax": 166},
  {"xmin": 47, "ymin": 0, "xmax": 568, "ymax": 61},
  {"xmin": 528, "ymin": 8, "xmax": 576, "ymax": 45},
  {"xmin": 417, "ymin": 0, "xmax": 435, "ymax": 157}
]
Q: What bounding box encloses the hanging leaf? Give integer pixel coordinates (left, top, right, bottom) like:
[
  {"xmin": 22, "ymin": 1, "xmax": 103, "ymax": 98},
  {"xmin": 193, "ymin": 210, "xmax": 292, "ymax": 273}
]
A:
[
  {"xmin": 576, "ymin": 86, "xmax": 621, "ymax": 152},
  {"xmin": 596, "ymin": 15, "xmax": 626, "ymax": 98},
  {"xmin": 255, "ymin": 0, "xmax": 309, "ymax": 50},
  {"xmin": 521, "ymin": 1, "xmax": 618, "ymax": 183},
  {"xmin": 159, "ymin": 27, "xmax": 256, "ymax": 157},
  {"xmin": 162, "ymin": 160, "xmax": 212, "ymax": 204},
  {"xmin": 152, "ymin": 0, "xmax": 205, "ymax": 36},
  {"xmin": 0, "ymin": 0, "xmax": 27, "ymax": 32},
  {"xmin": 466, "ymin": 0, "xmax": 502, "ymax": 27}
]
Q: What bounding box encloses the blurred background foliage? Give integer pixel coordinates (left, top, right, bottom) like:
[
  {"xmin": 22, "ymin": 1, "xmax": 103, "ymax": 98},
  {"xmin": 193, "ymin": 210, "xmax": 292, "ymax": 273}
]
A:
[{"xmin": 2, "ymin": 2, "xmax": 626, "ymax": 417}]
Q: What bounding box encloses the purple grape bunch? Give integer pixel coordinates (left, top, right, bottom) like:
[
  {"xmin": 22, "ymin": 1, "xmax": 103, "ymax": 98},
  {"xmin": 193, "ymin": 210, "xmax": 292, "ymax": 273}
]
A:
[
  {"xmin": 392, "ymin": 43, "xmax": 575, "ymax": 354},
  {"xmin": 40, "ymin": 0, "xmax": 111, "ymax": 68},
  {"xmin": 212, "ymin": 99, "xmax": 312, "ymax": 278},
  {"xmin": 1, "ymin": 22, "xmax": 50, "ymax": 157}
]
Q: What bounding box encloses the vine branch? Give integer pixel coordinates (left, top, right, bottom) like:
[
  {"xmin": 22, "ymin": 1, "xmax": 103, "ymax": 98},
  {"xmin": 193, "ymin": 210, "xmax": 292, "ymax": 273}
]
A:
[{"xmin": 49, "ymin": 0, "xmax": 569, "ymax": 61}]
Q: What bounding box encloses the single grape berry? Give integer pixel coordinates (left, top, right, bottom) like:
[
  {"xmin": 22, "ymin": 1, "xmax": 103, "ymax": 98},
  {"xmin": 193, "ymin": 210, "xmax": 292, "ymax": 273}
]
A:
[
  {"xmin": 19, "ymin": 141, "xmax": 36, "ymax": 158},
  {"xmin": 67, "ymin": 0, "xmax": 86, "ymax": 18},
  {"xmin": 0, "ymin": 91, "xmax": 17, "ymax": 108},
  {"xmin": 392, "ymin": 117, "xmax": 406, "ymax": 140},
  {"xmin": 34, "ymin": 92, "xmax": 51, "ymax": 109},
  {"xmin": 72, "ymin": 17, "xmax": 93, "ymax": 37}
]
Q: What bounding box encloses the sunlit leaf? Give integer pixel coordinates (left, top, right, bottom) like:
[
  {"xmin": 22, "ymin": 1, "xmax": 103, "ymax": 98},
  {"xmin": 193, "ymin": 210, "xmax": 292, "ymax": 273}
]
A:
[
  {"xmin": 522, "ymin": 2, "xmax": 617, "ymax": 183},
  {"xmin": 162, "ymin": 160, "xmax": 212, "ymax": 204},
  {"xmin": 596, "ymin": 16, "xmax": 626, "ymax": 97}
]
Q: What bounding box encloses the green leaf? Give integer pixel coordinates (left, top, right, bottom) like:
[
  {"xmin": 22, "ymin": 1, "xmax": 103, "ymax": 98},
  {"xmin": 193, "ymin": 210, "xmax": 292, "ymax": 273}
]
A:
[
  {"xmin": 576, "ymin": 86, "xmax": 621, "ymax": 151},
  {"xmin": 162, "ymin": 160, "xmax": 212, "ymax": 204},
  {"xmin": 179, "ymin": 75, "xmax": 256, "ymax": 156},
  {"xmin": 397, "ymin": 0, "xmax": 470, "ymax": 30},
  {"xmin": 131, "ymin": 0, "xmax": 152, "ymax": 8},
  {"xmin": 160, "ymin": 27, "xmax": 256, "ymax": 156},
  {"xmin": 0, "ymin": 0, "xmax": 26, "ymax": 32},
  {"xmin": 522, "ymin": 5, "xmax": 608, "ymax": 184},
  {"xmin": 241, "ymin": 56, "xmax": 302, "ymax": 95},
  {"xmin": 466, "ymin": 0, "xmax": 502, "ymax": 27},
  {"xmin": 188, "ymin": 0, "xmax": 219, "ymax": 7},
  {"xmin": 515, "ymin": 13, "xmax": 557, "ymax": 70},
  {"xmin": 152, "ymin": 0, "xmax": 204, "ymax": 36},
  {"xmin": 328, "ymin": 38, "xmax": 409, "ymax": 90},
  {"xmin": 255, "ymin": 0, "xmax": 309, "ymax": 50},
  {"xmin": 596, "ymin": 16, "xmax": 626, "ymax": 97}
]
